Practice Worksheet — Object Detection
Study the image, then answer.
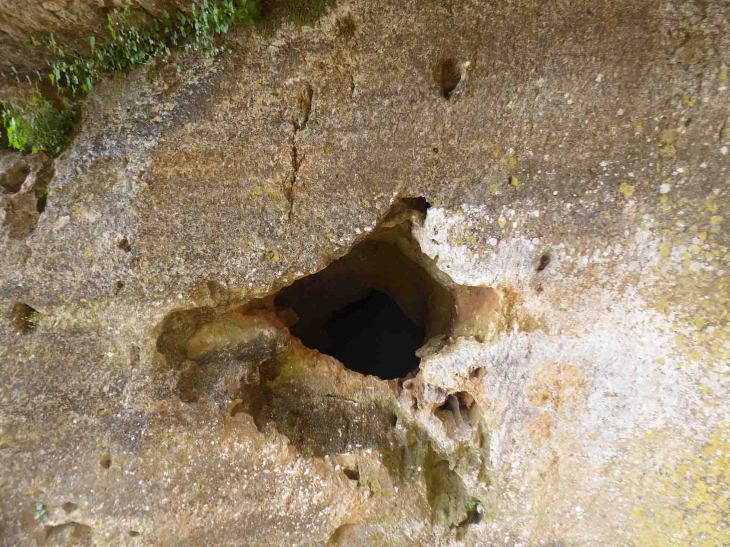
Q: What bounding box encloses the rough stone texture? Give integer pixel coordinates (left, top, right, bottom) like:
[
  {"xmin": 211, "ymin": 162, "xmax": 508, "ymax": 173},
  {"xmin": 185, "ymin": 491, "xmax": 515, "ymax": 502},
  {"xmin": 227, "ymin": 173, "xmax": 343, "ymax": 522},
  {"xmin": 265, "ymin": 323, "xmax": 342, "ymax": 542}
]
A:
[{"xmin": 1, "ymin": 0, "xmax": 729, "ymax": 545}]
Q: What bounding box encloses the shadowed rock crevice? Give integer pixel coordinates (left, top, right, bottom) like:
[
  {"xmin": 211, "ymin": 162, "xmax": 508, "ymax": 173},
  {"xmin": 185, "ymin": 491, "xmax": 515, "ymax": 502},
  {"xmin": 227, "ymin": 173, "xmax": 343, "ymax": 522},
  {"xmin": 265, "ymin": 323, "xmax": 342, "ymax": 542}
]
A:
[
  {"xmin": 10, "ymin": 302, "xmax": 39, "ymax": 334},
  {"xmin": 436, "ymin": 58, "xmax": 461, "ymax": 99},
  {"xmin": 156, "ymin": 197, "xmax": 503, "ymax": 399},
  {"xmin": 424, "ymin": 447, "xmax": 469, "ymax": 526},
  {"xmin": 435, "ymin": 391, "xmax": 481, "ymax": 438}
]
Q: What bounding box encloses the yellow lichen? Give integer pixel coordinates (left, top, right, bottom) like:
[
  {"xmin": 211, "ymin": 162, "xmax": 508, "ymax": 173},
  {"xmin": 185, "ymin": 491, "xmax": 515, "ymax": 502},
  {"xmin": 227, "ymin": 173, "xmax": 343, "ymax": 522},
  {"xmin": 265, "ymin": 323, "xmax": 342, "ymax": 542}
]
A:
[
  {"xmin": 510, "ymin": 176, "xmax": 521, "ymax": 190},
  {"xmin": 663, "ymin": 144, "xmax": 677, "ymax": 158},
  {"xmin": 630, "ymin": 425, "xmax": 730, "ymax": 546},
  {"xmin": 619, "ymin": 182, "xmax": 636, "ymax": 199},
  {"xmin": 707, "ymin": 197, "xmax": 719, "ymax": 213}
]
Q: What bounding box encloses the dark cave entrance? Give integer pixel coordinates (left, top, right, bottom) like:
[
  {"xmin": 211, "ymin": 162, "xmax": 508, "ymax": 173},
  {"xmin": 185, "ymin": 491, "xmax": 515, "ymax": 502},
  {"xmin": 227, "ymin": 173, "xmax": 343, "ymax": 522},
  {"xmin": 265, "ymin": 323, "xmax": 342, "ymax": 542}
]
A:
[
  {"xmin": 293, "ymin": 289, "xmax": 425, "ymax": 379},
  {"xmin": 275, "ymin": 201, "xmax": 453, "ymax": 381}
]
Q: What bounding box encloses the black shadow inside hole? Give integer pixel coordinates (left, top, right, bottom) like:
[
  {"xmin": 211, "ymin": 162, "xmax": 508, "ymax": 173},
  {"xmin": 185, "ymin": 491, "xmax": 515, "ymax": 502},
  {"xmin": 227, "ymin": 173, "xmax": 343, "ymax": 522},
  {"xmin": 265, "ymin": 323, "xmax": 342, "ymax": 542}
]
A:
[
  {"xmin": 343, "ymin": 468, "xmax": 360, "ymax": 481},
  {"xmin": 440, "ymin": 58, "xmax": 461, "ymax": 99},
  {"xmin": 36, "ymin": 193, "xmax": 47, "ymax": 214},
  {"xmin": 292, "ymin": 290, "xmax": 424, "ymax": 380},
  {"xmin": 400, "ymin": 196, "xmax": 431, "ymax": 214},
  {"xmin": 537, "ymin": 252, "xmax": 551, "ymax": 272}
]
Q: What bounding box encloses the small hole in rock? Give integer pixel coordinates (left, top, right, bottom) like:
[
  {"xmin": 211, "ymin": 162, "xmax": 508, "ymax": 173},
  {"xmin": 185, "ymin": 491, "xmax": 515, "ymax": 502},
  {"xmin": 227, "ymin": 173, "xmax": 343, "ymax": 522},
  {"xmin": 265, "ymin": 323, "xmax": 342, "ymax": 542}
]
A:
[
  {"xmin": 343, "ymin": 468, "xmax": 360, "ymax": 481},
  {"xmin": 129, "ymin": 531, "xmax": 140, "ymax": 537},
  {"xmin": 400, "ymin": 196, "xmax": 430, "ymax": 214},
  {"xmin": 439, "ymin": 58, "xmax": 461, "ymax": 100},
  {"xmin": 100, "ymin": 453, "xmax": 112, "ymax": 469},
  {"xmin": 117, "ymin": 237, "xmax": 132, "ymax": 253},
  {"xmin": 114, "ymin": 280, "xmax": 124, "ymax": 294},
  {"xmin": 130, "ymin": 345, "xmax": 140, "ymax": 367},
  {"xmin": 61, "ymin": 502, "xmax": 78, "ymax": 514},
  {"xmin": 36, "ymin": 193, "xmax": 47, "ymax": 214},
  {"xmin": 471, "ymin": 367, "xmax": 486, "ymax": 379},
  {"xmin": 11, "ymin": 302, "xmax": 39, "ymax": 334},
  {"xmin": 436, "ymin": 392, "xmax": 479, "ymax": 435},
  {"xmin": 537, "ymin": 252, "xmax": 551, "ymax": 272}
]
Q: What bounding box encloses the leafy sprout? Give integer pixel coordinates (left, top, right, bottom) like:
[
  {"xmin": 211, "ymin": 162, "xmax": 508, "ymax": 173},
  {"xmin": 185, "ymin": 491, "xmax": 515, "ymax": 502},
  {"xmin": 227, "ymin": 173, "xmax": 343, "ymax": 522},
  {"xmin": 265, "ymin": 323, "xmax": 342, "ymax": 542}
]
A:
[{"xmin": 465, "ymin": 496, "xmax": 483, "ymax": 511}]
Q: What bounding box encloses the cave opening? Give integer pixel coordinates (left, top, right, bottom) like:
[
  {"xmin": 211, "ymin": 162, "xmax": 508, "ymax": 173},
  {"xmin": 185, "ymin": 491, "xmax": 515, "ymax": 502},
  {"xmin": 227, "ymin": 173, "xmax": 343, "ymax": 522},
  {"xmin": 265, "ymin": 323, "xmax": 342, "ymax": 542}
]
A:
[{"xmin": 275, "ymin": 200, "xmax": 453, "ymax": 381}]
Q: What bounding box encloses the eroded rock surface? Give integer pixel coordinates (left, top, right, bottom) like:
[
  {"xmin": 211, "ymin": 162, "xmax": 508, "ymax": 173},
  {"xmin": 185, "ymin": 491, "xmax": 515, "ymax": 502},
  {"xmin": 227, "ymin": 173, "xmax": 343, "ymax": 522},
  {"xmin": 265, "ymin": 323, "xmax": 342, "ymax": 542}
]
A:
[{"xmin": 1, "ymin": 0, "xmax": 729, "ymax": 545}]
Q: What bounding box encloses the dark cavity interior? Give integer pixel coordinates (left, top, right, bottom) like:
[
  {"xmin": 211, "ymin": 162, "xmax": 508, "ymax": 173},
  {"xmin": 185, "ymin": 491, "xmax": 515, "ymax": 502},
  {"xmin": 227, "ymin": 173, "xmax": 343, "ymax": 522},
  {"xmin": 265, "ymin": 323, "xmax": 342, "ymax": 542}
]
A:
[
  {"xmin": 439, "ymin": 58, "xmax": 461, "ymax": 99},
  {"xmin": 300, "ymin": 289, "xmax": 424, "ymax": 379},
  {"xmin": 275, "ymin": 217, "xmax": 453, "ymax": 381}
]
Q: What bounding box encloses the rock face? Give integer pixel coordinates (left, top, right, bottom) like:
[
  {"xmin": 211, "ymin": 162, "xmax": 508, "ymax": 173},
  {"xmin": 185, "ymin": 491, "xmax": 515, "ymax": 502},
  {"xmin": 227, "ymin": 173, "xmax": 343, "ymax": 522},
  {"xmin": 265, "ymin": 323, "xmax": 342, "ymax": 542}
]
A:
[{"xmin": 1, "ymin": 0, "xmax": 729, "ymax": 545}]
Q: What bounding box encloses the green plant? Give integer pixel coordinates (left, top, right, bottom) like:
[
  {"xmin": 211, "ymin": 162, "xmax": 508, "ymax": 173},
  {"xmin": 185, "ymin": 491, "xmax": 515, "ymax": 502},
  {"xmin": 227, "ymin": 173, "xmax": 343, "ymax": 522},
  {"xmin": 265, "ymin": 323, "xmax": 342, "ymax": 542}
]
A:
[
  {"xmin": 46, "ymin": 0, "xmax": 261, "ymax": 97},
  {"xmin": 2, "ymin": 0, "xmax": 261, "ymax": 154},
  {"xmin": 1, "ymin": 93, "xmax": 76, "ymax": 155},
  {"xmin": 34, "ymin": 502, "xmax": 49, "ymax": 523},
  {"xmin": 465, "ymin": 496, "xmax": 483, "ymax": 511},
  {"xmin": 27, "ymin": 311, "xmax": 42, "ymax": 324}
]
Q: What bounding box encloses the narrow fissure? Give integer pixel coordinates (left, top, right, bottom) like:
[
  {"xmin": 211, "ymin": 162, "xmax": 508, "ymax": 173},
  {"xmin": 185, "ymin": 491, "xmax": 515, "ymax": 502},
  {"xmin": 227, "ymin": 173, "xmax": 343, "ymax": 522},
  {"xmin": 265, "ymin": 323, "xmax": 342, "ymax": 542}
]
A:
[{"xmin": 286, "ymin": 83, "xmax": 312, "ymax": 219}]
